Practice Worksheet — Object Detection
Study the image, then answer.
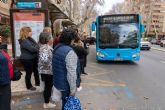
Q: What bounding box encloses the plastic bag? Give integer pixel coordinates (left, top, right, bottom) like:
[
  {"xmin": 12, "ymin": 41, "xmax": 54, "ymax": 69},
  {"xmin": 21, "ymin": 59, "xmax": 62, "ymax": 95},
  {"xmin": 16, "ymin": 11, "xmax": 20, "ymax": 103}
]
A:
[
  {"xmin": 64, "ymin": 96, "xmax": 82, "ymax": 110},
  {"xmin": 51, "ymin": 86, "xmax": 61, "ymax": 102},
  {"xmin": 39, "ymin": 80, "xmax": 45, "ymax": 92}
]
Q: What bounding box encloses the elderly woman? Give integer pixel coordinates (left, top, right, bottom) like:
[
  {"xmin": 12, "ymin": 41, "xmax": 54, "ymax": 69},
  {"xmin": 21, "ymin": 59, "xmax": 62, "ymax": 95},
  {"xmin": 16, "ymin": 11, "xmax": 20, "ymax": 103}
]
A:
[{"xmin": 38, "ymin": 32, "xmax": 55, "ymax": 109}]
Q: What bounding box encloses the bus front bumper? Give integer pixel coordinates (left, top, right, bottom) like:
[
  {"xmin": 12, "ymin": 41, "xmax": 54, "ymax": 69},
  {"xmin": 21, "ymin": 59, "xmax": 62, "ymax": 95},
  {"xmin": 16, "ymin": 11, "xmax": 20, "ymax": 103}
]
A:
[{"xmin": 96, "ymin": 52, "xmax": 140, "ymax": 61}]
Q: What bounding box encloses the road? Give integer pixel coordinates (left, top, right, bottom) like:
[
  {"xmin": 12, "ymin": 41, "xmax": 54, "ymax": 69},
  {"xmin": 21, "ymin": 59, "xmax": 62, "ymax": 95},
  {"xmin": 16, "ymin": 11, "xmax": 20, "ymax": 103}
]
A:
[
  {"xmin": 78, "ymin": 45, "xmax": 165, "ymax": 110},
  {"xmin": 12, "ymin": 46, "xmax": 165, "ymax": 110}
]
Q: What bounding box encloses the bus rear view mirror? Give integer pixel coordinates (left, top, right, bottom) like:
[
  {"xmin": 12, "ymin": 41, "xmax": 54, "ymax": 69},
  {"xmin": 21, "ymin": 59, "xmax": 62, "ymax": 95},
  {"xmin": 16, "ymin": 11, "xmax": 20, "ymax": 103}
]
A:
[
  {"xmin": 141, "ymin": 24, "xmax": 145, "ymax": 33},
  {"xmin": 92, "ymin": 22, "xmax": 96, "ymax": 31}
]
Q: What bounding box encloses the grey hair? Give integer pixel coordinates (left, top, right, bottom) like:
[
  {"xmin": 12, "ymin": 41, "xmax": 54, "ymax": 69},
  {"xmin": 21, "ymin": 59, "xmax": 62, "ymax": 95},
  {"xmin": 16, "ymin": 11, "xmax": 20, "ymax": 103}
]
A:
[{"xmin": 39, "ymin": 32, "xmax": 52, "ymax": 44}]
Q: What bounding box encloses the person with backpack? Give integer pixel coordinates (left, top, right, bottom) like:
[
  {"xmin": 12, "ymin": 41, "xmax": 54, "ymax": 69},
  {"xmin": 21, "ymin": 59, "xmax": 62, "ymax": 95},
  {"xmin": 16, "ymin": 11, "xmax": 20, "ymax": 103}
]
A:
[
  {"xmin": 19, "ymin": 26, "xmax": 40, "ymax": 91},
  {"xmin": 0, "ymin": 43, "xmax": 12, "ymax": 110}
]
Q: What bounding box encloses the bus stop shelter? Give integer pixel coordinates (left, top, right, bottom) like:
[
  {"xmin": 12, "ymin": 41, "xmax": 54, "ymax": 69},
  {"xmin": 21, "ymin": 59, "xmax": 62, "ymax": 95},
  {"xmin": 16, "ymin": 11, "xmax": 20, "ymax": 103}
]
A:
[{"xmin": 10, "ymin": 0, "xmax": 74, "ymax": 69}]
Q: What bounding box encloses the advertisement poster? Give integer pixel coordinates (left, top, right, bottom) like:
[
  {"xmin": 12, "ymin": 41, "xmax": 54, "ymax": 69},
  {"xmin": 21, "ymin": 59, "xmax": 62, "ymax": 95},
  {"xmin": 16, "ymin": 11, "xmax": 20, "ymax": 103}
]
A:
[{"xmin": 13, "ymin": 12, "xmax": 45, "ymax": 57}]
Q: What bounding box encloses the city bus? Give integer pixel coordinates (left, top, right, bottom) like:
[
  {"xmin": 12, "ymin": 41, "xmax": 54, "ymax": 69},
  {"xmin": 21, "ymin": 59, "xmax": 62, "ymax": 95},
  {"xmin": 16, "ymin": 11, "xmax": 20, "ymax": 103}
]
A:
[{"xmin": 92, "ymin": 14, "xmax": 144, "ymax": 61}]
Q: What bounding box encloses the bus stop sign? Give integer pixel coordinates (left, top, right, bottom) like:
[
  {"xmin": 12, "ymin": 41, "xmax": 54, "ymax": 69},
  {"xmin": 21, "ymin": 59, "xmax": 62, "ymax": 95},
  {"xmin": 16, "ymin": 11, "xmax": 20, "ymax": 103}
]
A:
[{"xmin": 16, "ymin": 2, "xmax": 41, "ymax": 8}]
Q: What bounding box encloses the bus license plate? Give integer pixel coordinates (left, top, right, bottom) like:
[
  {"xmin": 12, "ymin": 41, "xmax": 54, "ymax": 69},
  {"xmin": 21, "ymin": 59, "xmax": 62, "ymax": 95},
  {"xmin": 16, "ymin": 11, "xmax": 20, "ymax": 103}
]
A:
[{"xmin": 114, "ymin": 58, "xmax": 123, "ymax": 61}]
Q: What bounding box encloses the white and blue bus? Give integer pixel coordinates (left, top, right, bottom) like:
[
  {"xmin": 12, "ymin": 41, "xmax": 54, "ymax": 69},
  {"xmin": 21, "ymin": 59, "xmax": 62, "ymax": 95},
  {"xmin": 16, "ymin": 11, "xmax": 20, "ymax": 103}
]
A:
[{"xmin": 92, "ymin": 14, "xmax": 145, "ymax": 61}]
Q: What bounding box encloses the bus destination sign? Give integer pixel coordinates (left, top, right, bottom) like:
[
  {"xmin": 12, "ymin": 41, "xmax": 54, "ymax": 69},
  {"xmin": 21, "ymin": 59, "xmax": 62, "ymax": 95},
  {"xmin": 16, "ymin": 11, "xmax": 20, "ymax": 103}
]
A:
[{"xmin": 100, "ymin": 15, "xmax": 138, "ymax": 24}]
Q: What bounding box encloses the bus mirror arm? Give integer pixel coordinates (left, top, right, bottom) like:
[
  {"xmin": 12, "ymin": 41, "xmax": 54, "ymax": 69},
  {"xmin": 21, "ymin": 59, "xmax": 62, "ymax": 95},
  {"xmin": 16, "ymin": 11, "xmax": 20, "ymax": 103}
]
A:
[
  {"xmin": 141, "ymin": 24, "xmax": 145, "ymax": 33},
  {"xmin": 92, "ymin": 21, "xmax": 96, "ymax": 31}
]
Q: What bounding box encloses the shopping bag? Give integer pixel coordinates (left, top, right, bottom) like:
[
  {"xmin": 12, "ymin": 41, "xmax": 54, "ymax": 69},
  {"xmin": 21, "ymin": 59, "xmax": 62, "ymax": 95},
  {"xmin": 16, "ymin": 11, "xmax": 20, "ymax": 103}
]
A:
[
  {"xmin": 39, "ymin": 80, "xmax": 45, "ymax": 92},
  {"xmin": 64, "ymin": 96, "xmax": 82, "ymax": 110},
  {"xmin": 51, "ymin": 86, "xmax": 61, "ymax": 102}
]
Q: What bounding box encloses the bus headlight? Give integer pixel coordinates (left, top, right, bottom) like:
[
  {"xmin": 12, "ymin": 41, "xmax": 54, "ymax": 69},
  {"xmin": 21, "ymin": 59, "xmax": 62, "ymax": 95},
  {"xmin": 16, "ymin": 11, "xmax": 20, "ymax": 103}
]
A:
[
  {"xmin": 97, "ymin": 52, "xmax": 104, "ymax": 58},
  {"xmin": 132, "ymin": 53, "xmax": 140, "ymax": 58}
]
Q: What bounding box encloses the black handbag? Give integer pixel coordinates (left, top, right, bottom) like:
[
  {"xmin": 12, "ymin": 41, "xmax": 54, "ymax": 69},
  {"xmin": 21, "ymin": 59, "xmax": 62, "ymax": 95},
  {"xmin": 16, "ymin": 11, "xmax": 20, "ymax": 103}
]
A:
[{"xmin": 12, "ymin": 66, "xmax": 22, "ymax": 81}]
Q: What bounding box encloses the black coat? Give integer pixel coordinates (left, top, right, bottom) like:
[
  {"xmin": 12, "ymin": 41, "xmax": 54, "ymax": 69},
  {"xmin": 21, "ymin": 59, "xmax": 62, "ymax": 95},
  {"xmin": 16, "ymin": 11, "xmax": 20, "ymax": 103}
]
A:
[
  {"xmin": 71, "ymin": 45, "xmax": 88, "ymax": 67},
  {"xmin": 71, "ymin": 45, "xmax": 87, "ymax": 60},
  {"xmin": 19, "ymin": 37, "xmax": 39, "ymax": 59}
]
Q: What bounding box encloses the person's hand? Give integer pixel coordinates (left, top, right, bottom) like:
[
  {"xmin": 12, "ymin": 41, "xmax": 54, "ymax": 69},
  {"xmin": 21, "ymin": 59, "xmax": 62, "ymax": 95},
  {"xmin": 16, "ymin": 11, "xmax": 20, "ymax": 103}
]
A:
[
  {"xmin": 70, "ymin": 92, "xmax": 76, "ymax": 96},
  {"xmin": 10, "ymin": 57, "xmax": 14, "ymax": 63}
]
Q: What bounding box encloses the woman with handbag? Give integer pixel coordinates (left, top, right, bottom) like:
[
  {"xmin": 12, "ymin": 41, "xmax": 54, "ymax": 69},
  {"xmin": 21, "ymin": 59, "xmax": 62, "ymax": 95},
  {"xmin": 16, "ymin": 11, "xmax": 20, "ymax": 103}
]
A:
[{"xmin": 19, "ymin": 26, "xmax": 40, "ymax": 91}]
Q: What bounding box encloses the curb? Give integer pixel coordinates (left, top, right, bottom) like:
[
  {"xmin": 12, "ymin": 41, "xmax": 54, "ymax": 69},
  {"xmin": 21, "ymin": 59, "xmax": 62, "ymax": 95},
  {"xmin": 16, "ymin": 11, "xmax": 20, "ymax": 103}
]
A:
[
  {"xmin": 12, "ymin": 90, "xmax": 41, "ymax": 97},
  {"xmin": 151, "ymin": 47, "xmax": 165, "ymax": 52}
]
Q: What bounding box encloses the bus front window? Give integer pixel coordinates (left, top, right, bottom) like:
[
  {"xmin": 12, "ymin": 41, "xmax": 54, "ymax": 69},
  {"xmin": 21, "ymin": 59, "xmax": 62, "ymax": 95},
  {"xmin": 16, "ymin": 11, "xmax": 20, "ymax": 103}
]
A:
[{"xmin": 99, "ymin": 23, "xmax": 138, "ymax": 49}]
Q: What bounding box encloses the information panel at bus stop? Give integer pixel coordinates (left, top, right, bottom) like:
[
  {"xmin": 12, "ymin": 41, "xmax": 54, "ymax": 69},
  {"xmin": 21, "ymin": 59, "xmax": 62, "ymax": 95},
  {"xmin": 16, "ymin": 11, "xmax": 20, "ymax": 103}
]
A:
[{"xmin": 12, "ymin": 12, "xmax": 45, "ymax": 57}]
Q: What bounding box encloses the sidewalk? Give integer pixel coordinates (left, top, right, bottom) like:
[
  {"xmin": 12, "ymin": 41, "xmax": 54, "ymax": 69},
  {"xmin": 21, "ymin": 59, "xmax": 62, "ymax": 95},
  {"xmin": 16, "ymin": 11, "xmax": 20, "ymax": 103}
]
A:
[
  {"xmin": 151, "ymin": 45, "xmax": 165, "ymax": 52},
  {"xmin": 11, "ymin": 72, "xmax": 40, "ymax": 96},
  {"xmin": 7, "ymin": 44, "xmax": 39, "ymax": 96}
]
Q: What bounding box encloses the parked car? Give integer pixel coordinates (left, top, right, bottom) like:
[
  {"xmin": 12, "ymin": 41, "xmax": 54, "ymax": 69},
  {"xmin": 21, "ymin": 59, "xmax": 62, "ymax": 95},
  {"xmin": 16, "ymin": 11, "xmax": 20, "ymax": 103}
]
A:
[
  {"xmin": 160, "ymin": 39, "xmax": 165, "ymax": 47},
  {"xmin": 156, "ymin": 39, "xmax": 161, "ymax": 45},
  {"xmin": 150, "ymin": 39, "xmax": 157, "ymax": 44},
  {"xmin": 141, "ymin": 39, "xmax": 151, "ymax": 50}
]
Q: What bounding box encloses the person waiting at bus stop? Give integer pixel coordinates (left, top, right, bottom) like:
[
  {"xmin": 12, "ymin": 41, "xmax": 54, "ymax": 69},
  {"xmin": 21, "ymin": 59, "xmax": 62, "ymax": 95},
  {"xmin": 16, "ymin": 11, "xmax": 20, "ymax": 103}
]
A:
[
  {"xmin": 38, "ymin": 32, "xmax": 56, "ymax": 108},
  {"xmin": 52, "ymin": 29, "xmax": 80, "ymax": 110},
  {"xmin": 19, "ymin": 26, "xmax": 40, "ymax": 91},
  {"xmin": 71, "ymin": 36, "xmax": 88, "ymax": 91},
  {"xmin": 0, "ymin": 36, "xmax": 11, "ymax": 110},
  {"xmin": 74, "ymin": 29, "xmax": 88, "ymax": 75}
]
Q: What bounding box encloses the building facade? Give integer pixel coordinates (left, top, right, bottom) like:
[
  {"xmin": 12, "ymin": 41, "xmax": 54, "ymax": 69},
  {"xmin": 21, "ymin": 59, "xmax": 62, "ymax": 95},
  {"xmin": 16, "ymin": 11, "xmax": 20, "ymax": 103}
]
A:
[
  {"xmin": 119, "ymin": 0, "xmax": 165, "ymax": 38},
  {"xmin": 0, "ymin": 0, "xmax": 11, "ymax": 25}
]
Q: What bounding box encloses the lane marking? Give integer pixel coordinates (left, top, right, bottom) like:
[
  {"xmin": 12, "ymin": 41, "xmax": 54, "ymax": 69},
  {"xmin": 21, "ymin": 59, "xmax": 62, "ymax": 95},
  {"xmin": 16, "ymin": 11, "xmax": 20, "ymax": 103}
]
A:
[
  {"xmin": 84, "ymin": 63, "xmax": 134, "ymax": 99},
  {"xmin": 85, "ymin": 77, "xmax": 114, "ymax": 84},
  {"xmin": 88, "ymin": 72, "xmax": 108, "ymax": 77},
  {"xmin": 123, "ymin": 86, "xmax": 134, "ymax": 99},
  {"xmin": 88, "ymin": 64, "xmax": 106, "ymax": 71},
  {"xmin": 81, "ymin": 82, "xmax": 126, "ymax": 87},
  {"xmin": 151, "ymin": 47, "xmax": 165, "ymax": 52},
  {"xmin": 15, "ymin": 99, "xmax": 42, "ymax": 106}
]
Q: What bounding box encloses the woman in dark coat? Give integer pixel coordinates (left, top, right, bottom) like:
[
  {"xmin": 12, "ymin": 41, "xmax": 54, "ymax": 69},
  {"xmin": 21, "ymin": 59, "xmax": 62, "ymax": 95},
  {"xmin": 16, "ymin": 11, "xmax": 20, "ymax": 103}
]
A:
[
  {"xmin": 71, "ymin": 37, "xmax": 88, "ymax": 75},
  {"xmin": 19, "ymin": 26, "xmax": 40, "ymax": 91}
]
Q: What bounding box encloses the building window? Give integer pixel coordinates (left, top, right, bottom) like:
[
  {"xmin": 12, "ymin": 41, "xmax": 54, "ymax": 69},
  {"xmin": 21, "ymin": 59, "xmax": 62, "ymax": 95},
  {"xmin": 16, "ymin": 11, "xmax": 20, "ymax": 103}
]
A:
[{"xmin": 0, "ymin": 0, "xmax": 8, "ymax": 3}]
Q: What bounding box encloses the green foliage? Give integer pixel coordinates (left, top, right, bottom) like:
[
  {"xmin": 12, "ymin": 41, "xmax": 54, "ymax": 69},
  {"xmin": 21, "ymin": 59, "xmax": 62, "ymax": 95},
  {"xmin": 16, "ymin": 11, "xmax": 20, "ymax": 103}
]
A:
[{"xmin": 0, "ymin": 25, "xmax": 11, "ymax": 38}]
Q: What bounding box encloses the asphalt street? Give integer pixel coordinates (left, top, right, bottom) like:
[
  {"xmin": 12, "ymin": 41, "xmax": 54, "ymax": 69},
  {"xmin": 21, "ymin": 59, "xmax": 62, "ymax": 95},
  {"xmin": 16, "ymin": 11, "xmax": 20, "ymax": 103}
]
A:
[{"xmin": 11, "ymin": 45, "xmax": 165, "ymax": 110}]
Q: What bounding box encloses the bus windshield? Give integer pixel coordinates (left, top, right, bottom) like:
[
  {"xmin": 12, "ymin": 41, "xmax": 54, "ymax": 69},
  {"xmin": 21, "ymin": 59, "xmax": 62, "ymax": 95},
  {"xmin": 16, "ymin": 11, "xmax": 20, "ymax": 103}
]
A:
[{"xmin": 98, "ymin": 16, "xmax": 139, "ymax": 49}]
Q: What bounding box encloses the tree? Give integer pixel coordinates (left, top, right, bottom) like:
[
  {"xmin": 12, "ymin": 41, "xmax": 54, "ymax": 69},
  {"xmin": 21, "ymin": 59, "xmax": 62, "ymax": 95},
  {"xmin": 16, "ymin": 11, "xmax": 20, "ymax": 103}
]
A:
[
  {"xmin": 77, "ymin": 0, "xmax": 104, "ymax": 27},
  {"xmin": 66, "ymin": 0, "xmax": 104, "ymax": 27},
  {"xmin": 49, "ymin": 0, "xmax": 104, "ymax": 33},
  {"xmin": 107, "ymin": 3, "xmax": 123, "ymax": 14},
  {"xmin": 0, "ymin": 25, "xmax": 11, "ymax": 43}
]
